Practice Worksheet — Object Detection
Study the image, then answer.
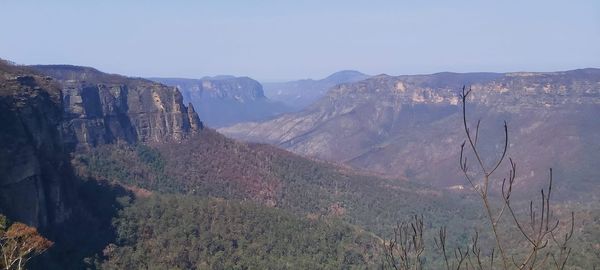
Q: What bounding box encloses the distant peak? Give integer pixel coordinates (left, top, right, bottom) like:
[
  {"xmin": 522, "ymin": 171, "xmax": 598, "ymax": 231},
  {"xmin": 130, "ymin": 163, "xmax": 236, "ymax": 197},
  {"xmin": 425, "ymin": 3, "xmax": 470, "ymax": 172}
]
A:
[
  {"xmin": 322, "ymin": 70, "xmax": 370, "ymax": 84},
  {"xmin": 325, "ymin": 70, "xmax": 366, "ymax": 79},
  {"xmin": 31, "ymin": 64, "xmax": 102, "ymax": 73}
]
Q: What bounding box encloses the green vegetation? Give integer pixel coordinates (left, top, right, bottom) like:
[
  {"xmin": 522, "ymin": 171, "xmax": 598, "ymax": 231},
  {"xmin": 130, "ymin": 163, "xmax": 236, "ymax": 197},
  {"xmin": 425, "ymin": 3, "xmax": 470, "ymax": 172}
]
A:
[
  {"xmin": 99, "ymin": 195, "xmax": 380, "ymax": 269},
  {"xmin": 75, "ymin": 143, "xmax": 178, "ymax": 193},
  {"xmin": 76, "ymin": 130, "xmax": 481, "ymax": 239},
  {"xmin": 73, "ymin": 131, "xmax": 487, "ymax": 269},
  {"xmin": 265, "ymin": 145, "xmax": 481, "ymax": 238}
]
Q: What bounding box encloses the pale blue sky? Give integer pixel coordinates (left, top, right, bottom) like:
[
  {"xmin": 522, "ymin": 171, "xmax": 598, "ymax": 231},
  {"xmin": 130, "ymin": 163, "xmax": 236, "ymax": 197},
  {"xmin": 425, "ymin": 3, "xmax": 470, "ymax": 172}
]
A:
[{"xmin": 1, "ymin": 0, "xmax": 599, "ymax": 81}]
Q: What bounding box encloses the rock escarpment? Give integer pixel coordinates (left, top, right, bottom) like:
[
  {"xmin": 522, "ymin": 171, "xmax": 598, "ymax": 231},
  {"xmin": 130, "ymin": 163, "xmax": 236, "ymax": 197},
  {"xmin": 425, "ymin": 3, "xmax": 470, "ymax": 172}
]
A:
[
  {"xmin": 32, "ymin": 65, "xmax": 203, "ymax": 151},
  {"xmin": 152, "ymin": 76, "xmax": 290, "ymax": 127}
]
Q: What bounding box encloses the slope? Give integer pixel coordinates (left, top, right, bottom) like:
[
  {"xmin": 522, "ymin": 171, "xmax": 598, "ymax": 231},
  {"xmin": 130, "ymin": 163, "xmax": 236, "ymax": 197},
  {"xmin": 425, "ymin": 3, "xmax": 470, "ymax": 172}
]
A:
[{"xmin": 221, "ymin": 70, "xmax": 600, "ymax": 198}]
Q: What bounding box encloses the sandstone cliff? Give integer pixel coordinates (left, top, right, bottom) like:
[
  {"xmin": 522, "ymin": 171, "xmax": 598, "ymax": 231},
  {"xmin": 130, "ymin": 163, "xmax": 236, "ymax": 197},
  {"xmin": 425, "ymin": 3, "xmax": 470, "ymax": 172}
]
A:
[{"xmin": 32, "ymin": 65, "xmax": 203, "ymax": 151}]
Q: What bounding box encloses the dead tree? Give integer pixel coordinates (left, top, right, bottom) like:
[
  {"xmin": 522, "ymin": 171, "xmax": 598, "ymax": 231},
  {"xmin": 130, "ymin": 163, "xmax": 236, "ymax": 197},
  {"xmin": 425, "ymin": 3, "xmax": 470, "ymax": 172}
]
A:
[
  {"xmin": 382, "ymin": 215, "xmax": 425, "ymax": 270},
  {"xmin": 458, "ymin": 86, "xmax": 574, "ymax": 269},
  {"xmin": 382, "ymin": 86, "xmax": 575, "ymax": 269}
]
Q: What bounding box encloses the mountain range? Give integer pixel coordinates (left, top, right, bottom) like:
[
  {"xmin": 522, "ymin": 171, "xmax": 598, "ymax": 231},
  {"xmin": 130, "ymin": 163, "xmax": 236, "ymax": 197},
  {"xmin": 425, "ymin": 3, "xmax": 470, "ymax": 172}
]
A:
[
  {"xmin": 221, "ymin": 69, "xmax": 600, "ymax": 197},
  {"xmin": 1, "ymin": 58, "xmax": 598, "ymax": 268},
  {"xmin": 263, "ymin": 70, "xmax": 370, "ymax": 110}
]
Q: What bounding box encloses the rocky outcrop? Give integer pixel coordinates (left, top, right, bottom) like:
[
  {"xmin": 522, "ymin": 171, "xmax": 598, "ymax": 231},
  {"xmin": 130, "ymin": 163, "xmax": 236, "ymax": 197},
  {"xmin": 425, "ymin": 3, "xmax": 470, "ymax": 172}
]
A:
[
  {"xmin": 152, "ymin": 76, "xmax": 290, "ymax": 127},
  {"xmin": 0, "ymin": 62, "xmax": 72, "ymax": 229},
  {"xmin": 187, "ymin": 102, "xmax": 203, "ymax": 131},
  {"xmin": 32, "ymin": 65, "xmax": 203, "ymax": 151}
]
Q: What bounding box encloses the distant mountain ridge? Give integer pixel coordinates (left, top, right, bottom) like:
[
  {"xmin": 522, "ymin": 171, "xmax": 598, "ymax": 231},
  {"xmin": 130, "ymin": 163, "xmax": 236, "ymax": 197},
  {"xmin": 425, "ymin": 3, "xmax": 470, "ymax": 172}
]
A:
[
  {"xmin": 263, "ymin": 70, "xmax": 371, "ymax": 110},
  {"xmin": 221, "ymin": 69, "xmax": 600, "ymax": 195},
  {"xmin": 152, "ymin": 76, "xmax": 291, "ymax": 127}
]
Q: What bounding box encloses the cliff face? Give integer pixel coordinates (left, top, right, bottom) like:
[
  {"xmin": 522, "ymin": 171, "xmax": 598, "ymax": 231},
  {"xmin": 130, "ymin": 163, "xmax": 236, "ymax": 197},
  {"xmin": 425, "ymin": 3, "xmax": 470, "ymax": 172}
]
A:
[
  {"xmin": 152, "ymin": 76, "xmax": 291, "ymax": 127},
  {"xmin": 32, "ymin": 65, "xmax": 203, "ymax": 151},
  {"xmin": 0, "ymin": 63, "xmax": 72, "ymax": 229},
  {"xmin": 0, "ymin": 62, "xmax": 205, "ymax": 230}
]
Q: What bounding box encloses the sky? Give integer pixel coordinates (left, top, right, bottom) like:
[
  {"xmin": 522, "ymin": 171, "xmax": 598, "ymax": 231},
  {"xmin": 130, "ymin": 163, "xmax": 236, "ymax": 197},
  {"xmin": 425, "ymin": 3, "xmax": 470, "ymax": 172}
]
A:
[{"xmin": 1, "ymin": 0, "xmax": 599, "ymax": 81}]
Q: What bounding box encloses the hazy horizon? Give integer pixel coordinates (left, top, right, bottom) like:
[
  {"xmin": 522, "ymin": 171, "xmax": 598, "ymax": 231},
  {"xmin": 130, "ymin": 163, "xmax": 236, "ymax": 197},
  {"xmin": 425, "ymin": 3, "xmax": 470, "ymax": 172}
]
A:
[{"xmin": 2, "ymin": 0, "xmax": 599, "ymax": 81}]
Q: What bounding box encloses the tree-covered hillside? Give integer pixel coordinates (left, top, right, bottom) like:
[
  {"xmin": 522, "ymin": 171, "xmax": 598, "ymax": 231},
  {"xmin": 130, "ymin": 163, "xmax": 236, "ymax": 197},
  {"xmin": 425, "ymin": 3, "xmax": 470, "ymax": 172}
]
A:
[
  {"xmin": 72, "ymin": 120, "xmax": 600, "ymax": 269},
  {"xmin": 98, "ymin": 195, "xmax": 381, "ymax": 269},
  {"xmin": 75, "ymin": 129, "xmax": 481, "ymax": 238}
]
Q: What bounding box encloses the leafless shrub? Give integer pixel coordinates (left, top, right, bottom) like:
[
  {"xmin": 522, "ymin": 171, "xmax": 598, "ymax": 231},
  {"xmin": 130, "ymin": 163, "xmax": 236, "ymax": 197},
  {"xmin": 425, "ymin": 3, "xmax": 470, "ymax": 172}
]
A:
[
  {"xmin": 459, "ymin": 86, "xmax": 574, "ymax": 270},
  {"xmin": 383, "ymin": 86, "xmax": 575, "ymax": 269},
  {"xmin": 382, "ymin": 215, "xmax": 425, "ymax": 270}
]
